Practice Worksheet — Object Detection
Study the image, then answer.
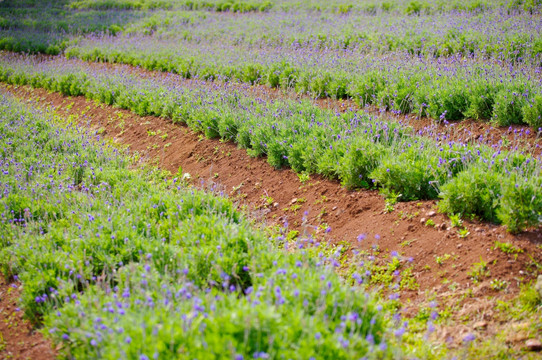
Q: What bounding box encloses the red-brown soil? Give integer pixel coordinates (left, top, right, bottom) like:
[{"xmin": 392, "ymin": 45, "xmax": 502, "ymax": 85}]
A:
[
  {"xmin": 0, "ymin": 277, "xmax": 56, "ymax": 360},
  {"xmin": 1, "ymin": 81, "xmax": 542, "ymax": 357}
]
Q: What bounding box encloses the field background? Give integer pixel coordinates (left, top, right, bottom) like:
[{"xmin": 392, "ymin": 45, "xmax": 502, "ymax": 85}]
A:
[{"xmin": 0, "ymin": 0, "xmax": 541, "ymax": 359}]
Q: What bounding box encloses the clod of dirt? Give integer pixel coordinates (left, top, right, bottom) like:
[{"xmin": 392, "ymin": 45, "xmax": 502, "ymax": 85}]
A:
[
  {"xmin": 524, "ymin": 339, "xmax": 542, "ymax": 352},
  {"xmin": 473, "ymin": 321, "xmax": 488, "ymax": 330}
]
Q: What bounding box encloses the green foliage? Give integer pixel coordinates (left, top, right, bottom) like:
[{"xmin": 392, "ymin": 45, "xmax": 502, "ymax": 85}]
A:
[
  {"xmin": 371, "ymin": 141, "xmax": 455, "ymax": 201},
  {"xmin": 492, "ymin": 89, "xmax": 527, "ymax": 126},
  {"xmin": 519, "ymin": 282, "xmax": 542, "ymax": 312},
  {"xmin": 426, "ymin": 84, "xmax": 469, "ymax": 121},
  {"xmin": 439, "ymin": 164, "xmax": 502, "ymax": 223},
  {"xmin": 184, "ymin": 0, "xmax": 273, "ymax": 13},
  {"xmin": 0, "ymin": 94, "xmax": 393, "ymax": 359},
  {"xmin": 522, "ymin": 94, "xmax": 542, "ymax": 128},
  {"xmin": 439, "ymin": 156, "xmax": 542, "ymax": 232},
  {"xmin": 349, "ymin": 71, "xmax": 385, "ymax": 107},
  {"xmin": 69, "ymin": 0, "xmax": 167, "ymax": 10},
  {"xmin": 468, "ymin": 257, "xmax": 490, "ymax": 283},
  {"xmin": 497, "ymin": 175, "xmax": 542, "ymax": 233},
  {"xmin": 464, "ymin": 81, "xmax": 500, "ymax": 120},
  {"xmin": 1, "ymin": 55, "xmax": 541, "ymax": 232},
  {"xmin": 337, "ymin": 137, "xmax": 387, "ymax": 189},
  {"xmin": 405, "ymin": 0, "xmax": 428, "ymax": 14},
  {"xmin": 493, "ymin": 241, "xmax": 523, "ymax": 254}
]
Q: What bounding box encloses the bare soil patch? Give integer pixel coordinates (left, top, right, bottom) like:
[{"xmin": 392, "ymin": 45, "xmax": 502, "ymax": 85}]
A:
[{"xmin": 0, "ymin": 277, "xmax": 55, "ymax": 360}]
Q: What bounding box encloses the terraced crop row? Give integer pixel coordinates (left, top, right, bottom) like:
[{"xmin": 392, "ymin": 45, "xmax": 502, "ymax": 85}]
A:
[
  {"xmin": 0, "ymin": 91, "xmax": 414, "ymax": 358},
  {"xmin": 1, "ymin": 54, "xmax": 540, "ymax": 232},
  {"xmin": 3, "ymin": 1, "xmax": 541, "ymax": 127},
  {"xmin": 66, "ymin": 36, "xmax": 542, "ymax": 128}
]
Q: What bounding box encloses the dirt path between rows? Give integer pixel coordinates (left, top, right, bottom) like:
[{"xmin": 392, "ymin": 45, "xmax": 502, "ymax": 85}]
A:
[
  {"xmin": 0, "ymin": 276, "xmax": 56, "ymax": 360},
  {"xmin": 1, "ymin": 83, "xmax": 542, "ymax": 357}
]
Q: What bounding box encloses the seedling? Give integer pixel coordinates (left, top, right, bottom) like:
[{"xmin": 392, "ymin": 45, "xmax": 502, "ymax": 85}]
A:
[
  {"xmin": 286, "ymin": 230, "xmax": 299, "ymax": 241},
  {"xmin": 232, "ymin": 183, "xmax": 244, "ymax": 193},
  {"xmin": 384, "ymin": 200, "xmax": 395, "ymax": 213},
  {"xmin": 458, "ymin": 228, "xmax": 470, "ymax": 238},
  {"xmin": 493, "ymin": 241, "xmax": 523, "ymax": 255},
  {"xmin": 318, "ymin": 207, "xmax": 327, "ymax": 218},
  {"xmin": 469, "ymin": 258, "xmax": 489, "ymax": 283},
  {"xmin": 297, "ymin": 173, "xmax": 310, "ymax": 184},
  {"xmin": 315, "ymin": 195, "xmax": 328, "ymax": 205},
  {"xmin": 449, "ymin": 213, "xmax": 463, "ymax": 228},
  {"xmin": 435, "ymin": 253, "xmax": 451, "ymax": 266},
  {"xmin": 290, "ymin": 204, "xmax": 302, "ymax": 213},
  {"xmin": 261, "ymin": 193, "xmax": 274, "ymax": 207},
  {"xmin": 400, "ymin": 239, "xmax": 412, "ymax": 247},
  {"xmin": 490, "ymin": 279, "xmax": 509, "ymax": 291}
]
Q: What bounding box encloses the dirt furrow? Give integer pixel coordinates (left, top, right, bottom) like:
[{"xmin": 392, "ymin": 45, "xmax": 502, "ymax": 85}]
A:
[
  {"xmin": 2, "ymin": 83, "xmax": 542, "ymax": 357},
  {"xmin": 0, "ymin": 276, "xmax": 56, "ymax": 360},
  {"xmin": 79, "ymin": 56, "xmax": 542, "ymax": 156}
]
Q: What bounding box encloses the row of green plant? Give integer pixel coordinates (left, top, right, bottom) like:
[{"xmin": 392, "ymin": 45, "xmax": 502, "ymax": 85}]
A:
[
  {"xmin": 65, "ymin": 0, "xmax": 542, "ymax": 14},
  {"xmin": 0, "ymin": 32, "xmax": 66, "ymax": 55},
  {"xmin": 0, "ymin": 0, "xmax": 270, "ymax": 13},
  {"xmin": 0, "ymin": 56, "xmax": 540, "ymax": 232},
  {"xmin": 183, "ymin": 0, "xmax": 273, "ymax": 12},
  {"xmin": 0, "ymin": 93, "xmax": 407, "ymax": 358},
  {"xmin": 65, "ymin": 44, "xmax": 542, "ymax": 128},
  {"xmin": 0, "ymin": 0, "xmax": 146, "ymax": 54},
  {"xmin": 68, "ymin": 0, "xmax": 174, "ymax": 10},
  {"xmin": 115, "ymin": 9, "xmax": 542, "ymax": 59},
  {"xmin": 1, "ymin": 0, "xmax": 540, "ymax": 59},
  {"xmin": 2, "ymin": 0, "xmax": 541, "ymax": 57},
  {"xmin": 182, "ymin": 0, "xmax": 541, "ymax": 14}
]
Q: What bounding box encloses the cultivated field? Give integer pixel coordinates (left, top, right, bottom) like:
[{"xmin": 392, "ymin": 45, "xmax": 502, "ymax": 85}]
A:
[{"xmin": 0, "ymin": 0, "xmax": 541, "ymax": 359}]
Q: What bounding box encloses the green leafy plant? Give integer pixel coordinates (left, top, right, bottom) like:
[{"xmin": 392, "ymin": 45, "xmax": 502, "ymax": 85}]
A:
[{"xmin": 469, "ymin": 258, "xmax": 490, "ymax": 283}]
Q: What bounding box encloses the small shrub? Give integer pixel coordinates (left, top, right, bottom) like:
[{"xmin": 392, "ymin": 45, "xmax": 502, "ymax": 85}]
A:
[
  {"xmin": 497, "ymin": 175, "xmax": 542, "ymax": 233},
  {"xmin": 439, "ymin": 164, "xmax": 502, "ymax": 223},
  {"xmin": 492, "ymin": 89, "xmax": 526, "ymax": 126},
  {"xmin": 337, "ymin": 137, "xmax": 387, "ymax": 189},
  {"xmin": 522, "ymin": 94, "xmax": 542, "ymax": 128}
]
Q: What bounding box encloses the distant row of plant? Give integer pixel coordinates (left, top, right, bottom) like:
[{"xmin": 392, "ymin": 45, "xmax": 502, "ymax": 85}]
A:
[
  {"xmin": 65, "ymin": 42, "xmax": 542, "ymax": 128},
  {"xmin": 1, "ymin": 0, "xmax": 541, "ymax": 56},
  {"xmin": 0, "ymin": 92, "xmax": 408, "ymax": 358},
  {"xmin": 1, "ymin": 54, "xmax": 540, "ymax": 232},
  {"xmin": 0, "ymin": 0, "xmax": 142, "ymax": 55},
  {"xmin": 66, "ymin": 0, "xmax": 542, "ymax": 14},
  {"xmin": 68, "ymin": 0, "xmax": 273, "ymax": 12},
  {"xmin": 115, "ymin": 9, "xmax": 542, "ymax": 59}
]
